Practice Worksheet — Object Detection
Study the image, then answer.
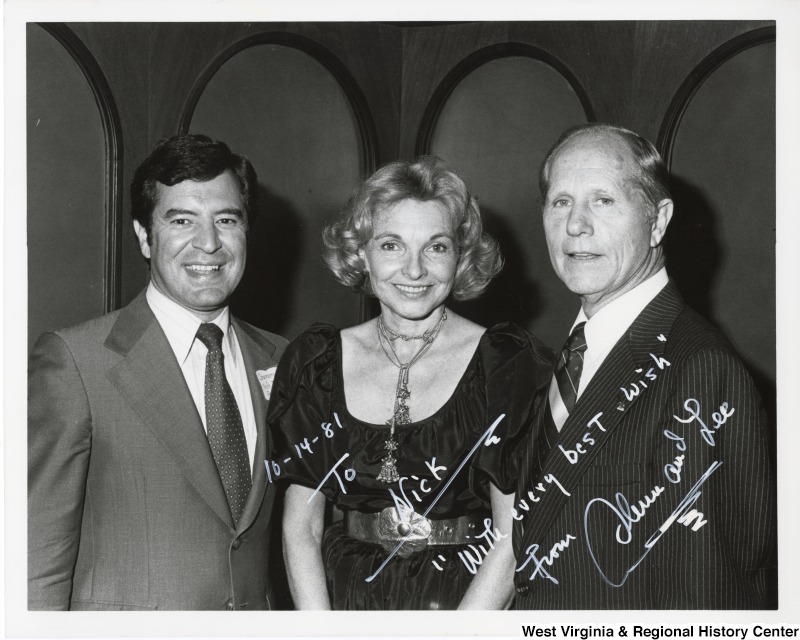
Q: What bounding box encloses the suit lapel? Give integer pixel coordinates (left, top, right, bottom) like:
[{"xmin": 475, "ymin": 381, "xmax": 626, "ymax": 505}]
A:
[
  {"xmin": 105, "ymin": 292, "xmax": 234, "ymax": 529},
  {"xmin": 518, "ymin": 282, "xmax": 686, "ymax": 553},
  {"xmin": 231, "ymin": 317, "xmax": 280, "ymax": 534}
]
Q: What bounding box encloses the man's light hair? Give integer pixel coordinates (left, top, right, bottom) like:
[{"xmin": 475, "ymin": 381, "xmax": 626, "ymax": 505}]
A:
[{"xmin": 539, "ymin": 123, "xmax": 671, "ymax": 221}]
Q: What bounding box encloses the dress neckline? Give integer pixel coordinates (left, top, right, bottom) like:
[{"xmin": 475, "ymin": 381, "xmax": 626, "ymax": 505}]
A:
[{"xmin": 333, "ymin": 326, "xmax": 488, "ymax": 429}]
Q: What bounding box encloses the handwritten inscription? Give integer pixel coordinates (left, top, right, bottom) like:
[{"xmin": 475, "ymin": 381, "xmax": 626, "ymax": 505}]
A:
[
  {"xmin": 512, "ymin": 474, "xmax": 571, "ymax": 521},
  {"xmin": 673, "ymin": 399, "xmax": 735, "ymax": 447},
  {"xmin": 591, "ymin": 485, "xmax": 666, "ymax": 545},
  {"xmin": 578, "ymin": 399, "xmax": 734, "ymax": 586},
  {"xmin": 663, "ymin": 429, "xmax": 687, "ymax": 483},
  {"xmin": 516, "ymin": 534, "xmax": 577, "ymax": 584},
  {"xmin": 265, "ymin": 412, "xmax": 346, "ymax": 483},
  {"xmin": 364, "ymin": 414, "xmax": 507, "ymax": 582},
  {"xmin": 308, "ymin": 453, "xmax": 356, "ymax": 502},
  {"xmin": 619, "ymin": 354, "xmax": 671, "ymax": 402},
  {"xmin": 389, "ymin": 461, "xmax": 449, "ymax": 514},
  {"xmin": 663, "ymin": 453, "xmax": 685, "ymax": 484},
  {"xmin": 559, "ymin": 412, "xmax": 606, "ymax": 464},
  {"xmin": 513, "ymin": 326, "xmax": 740, "ymax": 593},
  {"xmin": 584, "ymin": 460, "xmax": 722, "ymax": 587},
  {"xmin": 430, "ymin": 518, "xmax": 508, "ymax": 573},
  {"xmin": 456, "ymin": 517, "xmax": 508, "ymax": 574}
]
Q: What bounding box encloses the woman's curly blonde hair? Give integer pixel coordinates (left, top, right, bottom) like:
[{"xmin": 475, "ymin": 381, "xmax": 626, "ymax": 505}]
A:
[{"xmin": 322, "ymin": 156, "xmax": 502, "ymax": 301}]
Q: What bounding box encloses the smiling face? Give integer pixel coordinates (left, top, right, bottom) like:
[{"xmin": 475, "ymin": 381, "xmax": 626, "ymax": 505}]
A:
[
  {"xmin": 543, "ymin": 132, "xmax": 672, "ymax": 317},
  {"xmin": 360, "ymin": 198, "xmax": 458, "ymax": 327},
  {"xmin": 133, "ymin": 171, "xmax": 247, "ymax": 321}
]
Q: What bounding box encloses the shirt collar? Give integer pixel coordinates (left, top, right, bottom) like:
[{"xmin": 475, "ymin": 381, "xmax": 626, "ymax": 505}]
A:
[
  {"xmin": 571, "ymin": 267, "xmax": 669, "ymax": 355},
  {"xmin": 145, "ymin": 283, "xmax": 234, "ymax": 365}
]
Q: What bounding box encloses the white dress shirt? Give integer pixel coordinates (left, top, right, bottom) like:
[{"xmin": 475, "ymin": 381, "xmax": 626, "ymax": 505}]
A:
[
  {"xmin": 549, "ymin": 268, "xmax": 669, "ymax": 430},
  {"xmin": 146, "ymin": 283, "xmax": 257, "ymax": 472}
]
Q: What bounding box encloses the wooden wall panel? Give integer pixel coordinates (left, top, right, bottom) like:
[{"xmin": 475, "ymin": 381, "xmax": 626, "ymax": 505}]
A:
[
  {"xmin": 27, "ymin": 24, "xmax": 107, "ymax": 350},
  {"xmin": 404, "ymin": 20, "xmax": 774, "ymax": 393},
  {"xmin": 66, "ymin": 22, "xmax": 402, "ymax": 312},
  {"xmin": 626, "ymin": 21, "xmax": 772, "ymax": 139},
  {"xmin": 426, "ymin": 55, "xmax": 590, "ymax": 348},
  {"xmin": 401, "ymin": 21, "xmax": 774, "ymax": 156},
  {"xmin": 189, "ymin": 43, "xmax": 364, "ymax": 338},
  {"xmin": 29, "ymin": 21, "xmax": 775, "ymax": 396},
  {"xmin": 146, "ymin": 22, "xmax": 400, "ymax": 163},
  {"xmin": 400, "ymin": 22, "xmax": 511, "ymax": 159},
  {"xmin": 666, "ymin": 41, "xmax": 775, "ymax": 395},
  {"xmin": 67, "ymin": 22, "xmax": 154, "ymax": 306}
]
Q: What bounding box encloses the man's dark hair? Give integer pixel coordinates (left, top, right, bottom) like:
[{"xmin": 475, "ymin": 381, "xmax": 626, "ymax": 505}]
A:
[{"xmin": 131, "ymin": 133, "xmax": 257, "ymax": 240}]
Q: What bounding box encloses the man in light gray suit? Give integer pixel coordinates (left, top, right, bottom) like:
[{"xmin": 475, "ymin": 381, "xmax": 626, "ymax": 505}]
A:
[{"xmin": 28, "ymin": 134, "xmax": 287, "ymax": 610}]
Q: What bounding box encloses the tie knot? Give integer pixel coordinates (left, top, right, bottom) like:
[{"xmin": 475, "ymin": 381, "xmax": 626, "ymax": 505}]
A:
[
  {"xmin": 196, "ymin": 322, "xmax": 225, "ymax": 352},
  {"xmin": 565, "ymin": 322, "xmax": 587, "ymax": 354}
]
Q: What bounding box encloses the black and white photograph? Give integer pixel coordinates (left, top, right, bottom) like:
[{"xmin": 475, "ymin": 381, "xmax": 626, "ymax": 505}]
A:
[{"xmin": 4, "ymin": 0, "xmax": 799, "ymax": 637}]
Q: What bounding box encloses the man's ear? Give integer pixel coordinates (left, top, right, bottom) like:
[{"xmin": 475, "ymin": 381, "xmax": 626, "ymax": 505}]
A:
[
  {"xmin": 650, "ymin": 199, "xmax": 674, "ymax": 247},
  {"xmin": 133, "ymin": 220, "xmax": 151, "ymax": 259}
]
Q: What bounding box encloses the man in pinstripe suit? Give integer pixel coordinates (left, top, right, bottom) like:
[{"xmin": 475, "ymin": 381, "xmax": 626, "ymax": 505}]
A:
[{"xmin": 512, "ymin": 123, "xmax": 776, "ymax": 608}]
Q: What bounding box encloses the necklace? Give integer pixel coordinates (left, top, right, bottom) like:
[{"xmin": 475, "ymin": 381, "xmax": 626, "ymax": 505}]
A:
[
  {"xmin": 380, "ymin": 323, "xmax": 438, "ymax": 342},
  {"xmin": 375, "ymin": 309, "xmax": 447, "ymax": 483}
]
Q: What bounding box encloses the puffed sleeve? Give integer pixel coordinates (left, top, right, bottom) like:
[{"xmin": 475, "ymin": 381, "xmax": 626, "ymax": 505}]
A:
[
  {"xmin": 266, "ymin": 324, "xmax": 343, "ymax": 497},
  {"xmin": 471, "ymin": 323, "xmax": 554, "ymax": 493}
]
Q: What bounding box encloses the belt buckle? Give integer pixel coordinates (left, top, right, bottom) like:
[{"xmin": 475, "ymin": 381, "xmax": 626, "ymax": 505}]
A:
[{"xmin": 376, "ymin": 506, "xmax": 432, "ymax": 557}]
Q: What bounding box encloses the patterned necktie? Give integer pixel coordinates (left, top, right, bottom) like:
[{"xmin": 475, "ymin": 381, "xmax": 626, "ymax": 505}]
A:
[
  {"xmin": 554, "ymin": 321, "xmax": 587, "ymax": 414},
  {"xmin": 196, "ymin": 322, "xmax": 251, "ymax": 525}
]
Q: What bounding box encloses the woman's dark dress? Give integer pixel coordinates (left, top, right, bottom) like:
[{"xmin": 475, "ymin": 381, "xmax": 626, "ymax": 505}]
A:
[{"xmin": 268, "ymin": 322, "xmax": 552, "ymax": 610}]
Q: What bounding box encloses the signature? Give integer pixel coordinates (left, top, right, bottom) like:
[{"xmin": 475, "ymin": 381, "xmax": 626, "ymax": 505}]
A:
[
  {"xmin": 364, "ymin": 414, "xmax": 506, "ymax": 582},
  {"xmin": 673, "ymin": 398, "xmax": 735, "ymax": 447},
  {"xmin": 584, "ymin": 460, "xmax": 722, "ymax": 587}
]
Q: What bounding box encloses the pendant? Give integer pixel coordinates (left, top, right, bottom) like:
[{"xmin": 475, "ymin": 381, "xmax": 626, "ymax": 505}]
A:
[
  {"xmin": 376, "ymin": 436, "xmax": 400, "ymax": 483},
  {"xmin": 394, "ymin": 366, "xmax": 411, "ymax": 425}
]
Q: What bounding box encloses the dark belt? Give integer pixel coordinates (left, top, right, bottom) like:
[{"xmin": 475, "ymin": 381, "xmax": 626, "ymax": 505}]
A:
[{"xmin": 343, "ymin": 507, "xmax": 488, "ymax": 557}]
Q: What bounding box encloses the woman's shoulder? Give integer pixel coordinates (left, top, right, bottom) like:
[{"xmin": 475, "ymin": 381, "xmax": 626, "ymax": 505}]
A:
[
  {"xmin": 267, "ymin": 323, "xmax": 341, "ymax": 421},
  {"xmin": 290, "ymin": 321, "xmax": 339, "ymax": 347},
  {"xmin": 279, "ymin": 322, "xmax": 341, "ymax": 376},
  {"xmin": 480, "ymin": 321, "xmax": 555, "ymax": 367}
]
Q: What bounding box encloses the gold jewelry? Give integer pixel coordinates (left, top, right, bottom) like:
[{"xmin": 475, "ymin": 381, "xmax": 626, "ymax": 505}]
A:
[{"xmin": 375, "ymin": 309, "xmax": 447, "ymax": 483}]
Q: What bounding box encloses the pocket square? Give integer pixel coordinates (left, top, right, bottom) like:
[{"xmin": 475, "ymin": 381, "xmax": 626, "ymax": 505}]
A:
[{"xmin": 256, "ymin": 367, "xmax": 276, "ymax": 401}]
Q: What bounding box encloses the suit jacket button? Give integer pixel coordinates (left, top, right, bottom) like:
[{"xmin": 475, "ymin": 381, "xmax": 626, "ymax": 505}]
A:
[
  {"xmin": 232, "ymin": 539, "xmax": 241, "ymax": 550},
  {"xmin": 226, "ymin": 601, "xmax": 235, "ymax": 610},
  {"xmin": 516, "ymin": 584, "xmax": 530, "ymax": 596}
]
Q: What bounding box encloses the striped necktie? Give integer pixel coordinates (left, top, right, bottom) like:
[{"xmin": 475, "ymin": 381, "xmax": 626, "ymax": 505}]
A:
[{"xmin": 554, "ymin": 321, "xmax": 588, "ymax": 414}]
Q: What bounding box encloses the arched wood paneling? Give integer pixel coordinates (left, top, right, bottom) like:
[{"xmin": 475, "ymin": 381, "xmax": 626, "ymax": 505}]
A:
[
  {"xmin": 419, "ymin": 46, "xmax": 594, "ymax": 349},
  {"xmin": 417, "ymin": 42, "xmax": 595, "ymax": 155},
  {"xmin": 27, "ymin": 23, "xmax": 123, "ymax": 350},
  {"xmin": 179, "ymin": 32, "xmax": 378, "ymax": 174},
  {"xmin": 37, "ymin": 23, "xmax": 124, "ymax": 313},
  {"xmin": 659, "ymin": 28, "xmax": 775, "ymax": 398},
  {"xmin": 184, "ymin": 36, "xmax": 378, "ymax": 339}
]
